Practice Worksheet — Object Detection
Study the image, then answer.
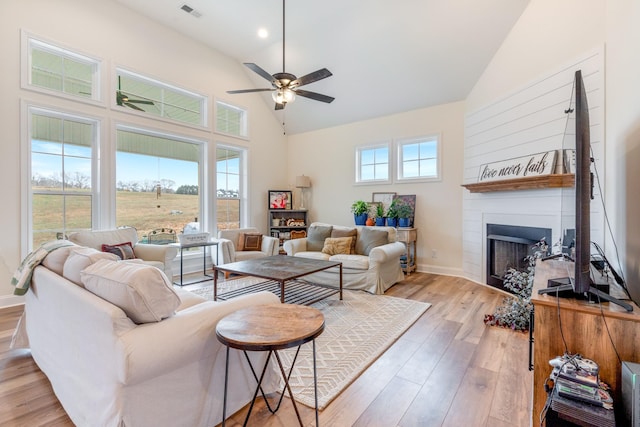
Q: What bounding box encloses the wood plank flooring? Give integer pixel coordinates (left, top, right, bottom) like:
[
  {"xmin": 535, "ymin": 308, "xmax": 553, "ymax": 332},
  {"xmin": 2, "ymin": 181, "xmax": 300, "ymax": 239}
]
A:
[{"xmin": 0, "ymin": 273, "xmax": 533, "ymax": 426}]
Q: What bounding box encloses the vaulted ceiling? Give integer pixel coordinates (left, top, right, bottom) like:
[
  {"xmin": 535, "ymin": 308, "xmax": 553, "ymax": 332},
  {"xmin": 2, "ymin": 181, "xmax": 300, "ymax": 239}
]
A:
[{"xmin": 114, "ymin": 0, "xmax": 529, "ymax": 134}]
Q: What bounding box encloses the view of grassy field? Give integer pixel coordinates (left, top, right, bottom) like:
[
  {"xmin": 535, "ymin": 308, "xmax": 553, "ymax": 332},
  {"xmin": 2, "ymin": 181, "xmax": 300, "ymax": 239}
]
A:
[{"xmin": 32, "ymin": 190, "xmax": 240, "ymax": 247}]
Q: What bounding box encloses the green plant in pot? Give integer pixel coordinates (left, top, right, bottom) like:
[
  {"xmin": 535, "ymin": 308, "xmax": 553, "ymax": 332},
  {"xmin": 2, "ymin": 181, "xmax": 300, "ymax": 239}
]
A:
[
  {"xmin": 375, "ymin": 203, "xmax": 386, "ymax": 226},
  {"xmin": 350, "ymin": 200, "xmax": 370, "ymax": 225},
  {"xmin": 396, "ymin": 201, "xmax": 413, "ymax": 227},
  {"xmin": 385, "ymin": 200, "xmax": 399, "ymax": 227}
]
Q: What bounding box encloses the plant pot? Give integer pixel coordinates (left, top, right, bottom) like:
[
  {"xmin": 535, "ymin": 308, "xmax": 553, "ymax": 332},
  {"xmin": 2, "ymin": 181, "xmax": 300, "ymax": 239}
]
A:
[
  {"xmin": 386, "ymin": 217, "xmax": 398, "ymax": 227},
  {"xmin": 398, "ymin": 218, "xmax": 411, "ymax": 227},
  {"xmin": 375, "ymin": 217, "xmax": 386, "ymax": 226},
  {"xmin": 354, "ymin": 213, "xmax": 368, "ymax": 226},
  {"xmin": 365, "ymin": 217, "xmax": 375, "ymax": 226}
]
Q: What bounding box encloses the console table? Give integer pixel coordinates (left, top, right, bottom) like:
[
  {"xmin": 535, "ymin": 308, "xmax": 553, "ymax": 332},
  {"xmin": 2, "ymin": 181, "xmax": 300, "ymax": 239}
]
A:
[
  {"xmin": 396, "ymin": 227, "xmax": 417, "ymax": 275},
  {"xmin": 531, "ymin": 259, "xmax": 640, "ymax": 425},
  {"xmin": 171, "ymin": 240, "xmax": 219, "ymax": 286}
]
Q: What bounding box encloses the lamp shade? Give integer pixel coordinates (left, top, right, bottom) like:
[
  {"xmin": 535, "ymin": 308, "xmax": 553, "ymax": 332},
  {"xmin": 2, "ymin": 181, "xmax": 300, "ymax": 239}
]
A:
[{"xmin": 295, "ymin": 175, "xmax": 311, "ymax": 188}]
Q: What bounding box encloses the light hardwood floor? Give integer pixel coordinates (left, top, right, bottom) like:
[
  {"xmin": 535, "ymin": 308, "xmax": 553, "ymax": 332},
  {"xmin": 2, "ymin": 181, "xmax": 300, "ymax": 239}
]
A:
[{"xmin": 0, "ymin": 273, "xmax": 533, "ymax": 426}]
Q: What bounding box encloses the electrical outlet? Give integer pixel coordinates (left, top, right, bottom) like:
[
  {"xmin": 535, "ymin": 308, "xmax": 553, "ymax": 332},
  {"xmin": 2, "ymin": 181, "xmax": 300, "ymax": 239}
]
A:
[{"xmin": 431, "ymin": 249, "xmax": 437, "ymax": 258}]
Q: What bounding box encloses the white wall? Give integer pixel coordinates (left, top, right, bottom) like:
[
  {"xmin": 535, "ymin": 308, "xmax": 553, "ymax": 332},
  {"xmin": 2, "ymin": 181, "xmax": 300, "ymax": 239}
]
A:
[
  {"xmin": 467, "ymin": 0, "xmax": 640, "ymax": 288},
  {"xmin": 0, "ymin": 0, "xmax": 287, "ymax": 304},
  {"xmin": 287, "ymin": 101, "xmax": 466, "ymax": 276}
]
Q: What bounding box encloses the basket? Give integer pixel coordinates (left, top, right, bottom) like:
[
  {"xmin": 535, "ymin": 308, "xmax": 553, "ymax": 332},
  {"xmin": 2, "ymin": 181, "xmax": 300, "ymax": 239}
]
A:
[{"xmin": 178, "ymin": 232, "xmax": 210, "ymax": 245}]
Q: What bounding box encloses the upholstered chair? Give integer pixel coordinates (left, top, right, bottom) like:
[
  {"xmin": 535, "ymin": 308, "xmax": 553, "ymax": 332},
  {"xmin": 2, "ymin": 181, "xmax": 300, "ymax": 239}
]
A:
[{"xmin": 214, "ymin": 228, "xmax": 279, "ymax": 268}]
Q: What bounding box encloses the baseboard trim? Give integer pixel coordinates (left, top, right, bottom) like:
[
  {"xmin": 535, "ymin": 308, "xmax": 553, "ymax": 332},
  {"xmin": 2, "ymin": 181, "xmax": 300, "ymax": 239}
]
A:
[
  {"xmin": 0, "ymin": 293, "xmax": 25, "ymax": 309},
  {"xmin": 416, "ymin": 264, "xmax": 464, "ymax": 277}
]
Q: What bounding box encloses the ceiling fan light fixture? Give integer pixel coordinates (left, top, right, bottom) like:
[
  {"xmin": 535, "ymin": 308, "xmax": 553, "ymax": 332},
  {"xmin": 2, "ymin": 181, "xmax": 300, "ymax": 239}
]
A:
[{"xmin": 272, "ymin": 87, "xmax": 295, "ymax": 104}]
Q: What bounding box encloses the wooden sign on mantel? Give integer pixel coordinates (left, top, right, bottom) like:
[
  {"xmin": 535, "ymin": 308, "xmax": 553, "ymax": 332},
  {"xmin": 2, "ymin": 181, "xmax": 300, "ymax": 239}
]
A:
[{"xmin": 477, "ymin": 150, "xmax": 557, "ymax": 183}]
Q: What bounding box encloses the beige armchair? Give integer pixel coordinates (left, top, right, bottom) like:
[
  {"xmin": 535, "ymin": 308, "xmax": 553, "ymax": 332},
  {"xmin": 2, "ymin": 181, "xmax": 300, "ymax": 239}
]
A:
[
  {"xmin": 213, "ymin": 228, "xmax": 279, "ymax": 268},
  {"xmin": 67, "ymin": 227, "xmax": 178, "ymax": 278}
]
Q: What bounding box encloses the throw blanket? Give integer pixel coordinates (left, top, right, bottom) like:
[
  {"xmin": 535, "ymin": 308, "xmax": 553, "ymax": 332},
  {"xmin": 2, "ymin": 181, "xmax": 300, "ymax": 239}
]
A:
[{"xmin": 11, "ymin": 240, "xmax": 75, "ymax": 295}]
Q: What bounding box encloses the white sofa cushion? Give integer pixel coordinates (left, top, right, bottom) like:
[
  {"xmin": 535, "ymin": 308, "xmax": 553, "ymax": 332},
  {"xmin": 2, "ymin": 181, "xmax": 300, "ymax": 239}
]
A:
[
  {"xmin": 42, "ymin": 243, "xmax": 78, "ymax": 276},
  {"xmin": 63, "ymin": 247, "xmax": 120, "ymax": 286},
  {"xmin": 328, "ymin": 254, "xmax": 370, "ymax": 270},
  {"xmin": 81, "ymin": 259, "xmax": 180, "ymax": 324}
]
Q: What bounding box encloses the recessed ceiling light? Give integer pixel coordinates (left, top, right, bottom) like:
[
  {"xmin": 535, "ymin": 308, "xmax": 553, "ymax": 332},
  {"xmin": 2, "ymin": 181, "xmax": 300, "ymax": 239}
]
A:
[{"xmin": 257, "ymin": 28, "xmax": 269, "ymax": 39}]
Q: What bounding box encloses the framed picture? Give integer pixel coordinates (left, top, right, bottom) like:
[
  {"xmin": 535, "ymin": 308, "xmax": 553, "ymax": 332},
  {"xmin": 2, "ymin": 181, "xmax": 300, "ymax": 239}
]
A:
[
  {"xmin": 372, "ymin": 192, "xmax": 396, "ymax": 212},
  {"xmin": 268, "ymin": 190, "xmax": 292, "ymax": 210}
]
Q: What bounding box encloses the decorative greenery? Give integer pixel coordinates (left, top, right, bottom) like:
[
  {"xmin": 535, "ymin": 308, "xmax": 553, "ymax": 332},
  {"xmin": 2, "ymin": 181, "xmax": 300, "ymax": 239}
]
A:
[
  {"xmin": 386, "ymin": 199, "xmax": 399, "ymax": 219},
  {"xmin": 484, "ymin": 238, "xmax": 548, "ymax": 331},
  {"xmin": 350, "ymin": 200, "xmax": 370, "ymax": 216},
  {"xmin": 395, "ymin": 200, "xmax": 413, "ymax": 218},
  {"xmin": 376, "ymin": 203, "xmax": 385, "ymax": 218}
]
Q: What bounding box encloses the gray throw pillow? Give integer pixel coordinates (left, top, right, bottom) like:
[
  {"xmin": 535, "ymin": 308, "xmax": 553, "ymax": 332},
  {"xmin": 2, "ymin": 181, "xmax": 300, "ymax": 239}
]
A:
[
  {"xmin": 307, "ymin": 225, "xmax": 333, "ymax": 251},
  {"xmin": 356, "ymin": 227, "xmax": 389, "ymax": 255}
]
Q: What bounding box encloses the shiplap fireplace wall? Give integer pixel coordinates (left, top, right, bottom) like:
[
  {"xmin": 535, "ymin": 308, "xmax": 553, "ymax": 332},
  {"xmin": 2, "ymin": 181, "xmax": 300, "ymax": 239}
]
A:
[{"xmin": 462, "ymin": 47, "xmax": 605, "ymax": 286}]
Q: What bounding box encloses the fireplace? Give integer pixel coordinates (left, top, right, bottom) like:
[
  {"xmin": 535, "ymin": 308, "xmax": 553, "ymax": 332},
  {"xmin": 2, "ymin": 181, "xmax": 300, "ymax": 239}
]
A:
[{"xmin": 486, "ymin": 224, "xmax": 551, "ymax": 291}]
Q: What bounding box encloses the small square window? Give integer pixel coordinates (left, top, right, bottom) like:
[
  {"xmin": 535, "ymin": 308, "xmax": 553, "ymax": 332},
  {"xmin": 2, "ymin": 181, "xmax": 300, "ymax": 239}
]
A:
[
  {"xmin": 355, "ymin": 142, "xmax": 391, "ymax": 184},
  {"xmin": 397, "ymin": 135, "xmax": 440, "ymax": 181}
]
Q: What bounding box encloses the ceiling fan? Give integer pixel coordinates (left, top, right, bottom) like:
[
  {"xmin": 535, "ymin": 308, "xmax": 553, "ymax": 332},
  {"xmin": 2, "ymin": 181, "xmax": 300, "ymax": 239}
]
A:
[
  {"xmin": 116, "ymin": 76, "xmax": 155, "ymax": 111},
  {"xmin": 227, "ymin": 0, "xmax": 334, "ymax": 110}
]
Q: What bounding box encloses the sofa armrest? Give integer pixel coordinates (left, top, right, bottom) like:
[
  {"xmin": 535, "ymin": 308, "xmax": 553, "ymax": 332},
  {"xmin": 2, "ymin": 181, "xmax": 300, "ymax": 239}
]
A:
[
  {"xmin": 261, "ymin": 235, "xmax": 279, "ymax": 255},
  {"xmin": 369, "ymin": 241, "xmax": 406, "ymax": 264},
  {"xmin": 215, "ymin": 238, "xmax": 236, "ymax": 265},
  {"xmin": 133, "ymin": 243, "xmax": 178, "ymax": 265},
  {"xmin": 283, "ymin": 238, "xmax": 307, "ymax": 255},
  {"xmin": 117, "ymin": 291, "xmax": 280, "ymax": 384}
]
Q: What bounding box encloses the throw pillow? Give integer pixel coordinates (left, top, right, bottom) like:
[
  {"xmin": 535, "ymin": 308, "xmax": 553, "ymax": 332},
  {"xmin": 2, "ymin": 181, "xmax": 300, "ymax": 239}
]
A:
[
  {"xmin": 237, "ymin": 233, "xmax": 263, "ymax": 251},
  {"xmin": 331, "ymin": 227, "xmax": 357, "ymax": 254},
  {"xmin": 101, "ymin": 242, "xmax": 136, "ymax": 260},
  {"xmin": 306, "ymin": 225, "xmax": 333, "ymax": 252},
  {"xmin": 62, "ymin": 247, "xmax": 120, "ymax": 286},
  {"xmin": 321, "ymin": 237, "xmax": 354, "ymax": 255},
  {"xmin": 81, "ymin": 259, "xmax": 180, "ymax": 324},
  {"xmin": 356, "ymin": 227, "xmax": 389, "ymax": 256}
]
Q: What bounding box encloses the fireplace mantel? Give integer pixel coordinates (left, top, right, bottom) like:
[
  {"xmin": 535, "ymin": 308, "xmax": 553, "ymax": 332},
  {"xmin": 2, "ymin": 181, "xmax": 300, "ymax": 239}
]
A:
[{"xmin": 462, "ymin": 174, "xmax": 574, "ymax": 193}]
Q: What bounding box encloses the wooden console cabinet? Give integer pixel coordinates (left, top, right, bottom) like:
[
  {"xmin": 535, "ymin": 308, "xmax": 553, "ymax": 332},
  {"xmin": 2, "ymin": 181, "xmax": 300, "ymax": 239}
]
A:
[{"xmin": 531, "ymin": 259, "xmax": 640, "ymax": 425}]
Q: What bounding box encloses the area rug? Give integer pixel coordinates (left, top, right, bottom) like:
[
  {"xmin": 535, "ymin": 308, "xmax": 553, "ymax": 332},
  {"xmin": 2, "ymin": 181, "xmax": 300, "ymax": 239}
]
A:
[{"xmin": 191, "ymin": 277, "xmax": 430, "ymax": 409}]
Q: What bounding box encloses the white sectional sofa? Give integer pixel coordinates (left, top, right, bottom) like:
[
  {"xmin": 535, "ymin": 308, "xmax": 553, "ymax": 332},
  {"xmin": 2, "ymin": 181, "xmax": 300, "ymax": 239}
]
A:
[
  {"xmin": 283, "ymin": 222, "xmax": 406, "ymax": 294},
  {"xmin": 11, "ymin": 243, "xmax": 279, "ymax": 427}
]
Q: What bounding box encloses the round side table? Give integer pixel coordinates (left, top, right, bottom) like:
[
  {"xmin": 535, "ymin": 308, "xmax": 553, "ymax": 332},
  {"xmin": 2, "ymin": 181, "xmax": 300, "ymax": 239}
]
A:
[{"xmin": 216, "ymin": 303, "xmax": 325, "ymax": 427}]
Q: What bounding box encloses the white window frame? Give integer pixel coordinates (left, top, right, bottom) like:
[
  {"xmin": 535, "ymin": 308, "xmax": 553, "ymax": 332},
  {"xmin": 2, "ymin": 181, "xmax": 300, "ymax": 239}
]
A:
[
  {"xmin": 21, "ymin": 31, "xmax": 104, "ymax": 106},
  {"xmin": 115, "ymin": 68, "xmax": 209, "ymax": 129},
  {"xmin": 395, "ymin": 134, "xmax": 441, "ymax": 182},
  {"xmin": 214, "ymin": 143, "xmax": 248, "ymax": 230},
  {"xmin": 214, "ymin": 99, "xmax": 249, "ymax": 140},
  {"xmin": 355, "ymin": 141, "xmax": 392, "ymax": 185},
  {"xmin": 22, "ymin": 103, "xmax": 101, "ymax": 252}
]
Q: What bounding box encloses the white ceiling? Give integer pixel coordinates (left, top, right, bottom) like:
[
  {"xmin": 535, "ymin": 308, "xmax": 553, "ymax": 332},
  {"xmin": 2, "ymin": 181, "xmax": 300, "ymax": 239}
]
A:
[{"xmin": 114, "ymin": 0, "xmax": 529, "ymax": 134}]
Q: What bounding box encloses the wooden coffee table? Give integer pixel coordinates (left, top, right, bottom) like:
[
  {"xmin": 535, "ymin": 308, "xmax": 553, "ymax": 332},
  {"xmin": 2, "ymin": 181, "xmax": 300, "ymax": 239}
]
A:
[
  {"xmin": 213, "ymin": 255, "xmax": 343, "ymax": 303},
  {"xmin": 216, "ymin": 304, "xmax": 325, "ymax": 427}
]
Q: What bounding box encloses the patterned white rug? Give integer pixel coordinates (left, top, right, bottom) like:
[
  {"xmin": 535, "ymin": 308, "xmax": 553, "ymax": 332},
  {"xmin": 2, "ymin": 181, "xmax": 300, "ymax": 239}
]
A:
[{"xmin": 191, "ymin": 277, "xmax": 430, "ymax": 409}]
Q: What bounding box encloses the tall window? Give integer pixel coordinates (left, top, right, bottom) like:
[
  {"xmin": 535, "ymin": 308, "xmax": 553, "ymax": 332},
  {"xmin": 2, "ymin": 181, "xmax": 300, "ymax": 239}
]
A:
[
  {"xmin": 356, "ymin": 143, "xmax": 391, "ymax": 183},
  {"xmin": 216, "ymin": 146, "xmax": 244, "ymax": 230},
  {"xmin": 116, "ymin": 127, "xmax": 202, "ymax": 242},
  {"xmin": 25, "ymin": 34, "xmax": 101, "ymax": 101},
  {"xmin": 397, "ymin": 135, "xmax": 440, "ymax": 181},
  {"xmin": 215, "ymin": 101, "xmax": 248, "ymax": 138},
  {"xmin": 115, "ymin": 69, "xmax": 207, "ymax": 127},
  {"xmin": 29, "ymin": 107, "xmax": 97, "ymax": 247}
]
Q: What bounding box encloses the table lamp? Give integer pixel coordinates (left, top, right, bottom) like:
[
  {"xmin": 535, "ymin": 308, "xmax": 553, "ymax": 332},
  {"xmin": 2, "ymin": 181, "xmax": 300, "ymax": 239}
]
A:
[{"xmin": 295, "ymin": 175, "xmax": 311, "ymax": 209}]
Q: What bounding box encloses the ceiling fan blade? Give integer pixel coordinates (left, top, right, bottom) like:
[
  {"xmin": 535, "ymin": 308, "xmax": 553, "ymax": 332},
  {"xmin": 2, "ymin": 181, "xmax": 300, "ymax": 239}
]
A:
[
  {"xmin": 290, "ymin": 68, "xmax": 332, "ymax": 88},
  {"xmin": 275, "ymin": 103, "xmax": 285, "ymax": 110},
  {"xmin": 124, "ymin": 102, "xmax": 145, "ymax": 111},
  {"xmin": 244, "ymin": 63, "xmax": 278, "ymax": 85},
  {"xmin": 227, "ymin": 88, "xmax": 274, "ymax": 94},
  {"xmin": 129, "ymin": 99, "xmax": 154, "ymax": 105},
  {"xmin": 294, "ymin": 89, "xmax": 335, "ymax": 103}
]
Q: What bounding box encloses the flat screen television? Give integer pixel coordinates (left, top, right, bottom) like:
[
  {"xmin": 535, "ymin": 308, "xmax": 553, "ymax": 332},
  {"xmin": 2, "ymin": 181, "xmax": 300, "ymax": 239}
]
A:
[{"xmin": 538, "ymin": 70, "xmax": 632, "ymax": 311}]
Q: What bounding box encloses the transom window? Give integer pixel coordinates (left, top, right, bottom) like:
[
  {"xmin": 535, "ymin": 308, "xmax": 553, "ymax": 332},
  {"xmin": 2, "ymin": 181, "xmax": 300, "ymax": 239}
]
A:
[
  {"xmin": 115, "ymin": 69, "xmax": 207, "ymax": 127},
  {"xmin": 215, "ymin": 100, "xmax": 248, "ymax": 138},
  {"xmin": 397, "ymin": 135, "xmax": 440, "ymax": 181},
  {"xmin": 24, "ymin": 33, "xmax": 101, "ymax": 101},
  {"xmin": 28, "ymin": 107, "xmax": 98, "ymax": 247},
  {"xmin": 355, "ymin": 143, "xmax": 391, "ymax": 184}
]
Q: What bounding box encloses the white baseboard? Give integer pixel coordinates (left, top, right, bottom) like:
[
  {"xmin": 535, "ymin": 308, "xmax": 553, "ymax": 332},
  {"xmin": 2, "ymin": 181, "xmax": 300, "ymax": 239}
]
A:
[
  {"xmin": 416, "ymin": 263, "xmax": 464, "ymax": 277},
  {"xmin": 0, "ymin": 293, "xmax": 25, "ymax": 309}
]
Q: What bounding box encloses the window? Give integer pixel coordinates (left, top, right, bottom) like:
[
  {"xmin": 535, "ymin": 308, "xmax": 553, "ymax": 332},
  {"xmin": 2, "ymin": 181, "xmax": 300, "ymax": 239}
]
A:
[
  {"xmin": 216, "ymin": 146, "xmax": 245, "ymax": 230},
  {"xmin": 215, "ymin": 101, "xmax": 248, "ymax": 138},
  {"xmin": 355, "ymin": 143, "xmax": 391, "ymax": 183},
  {"xmin": 116, "ymin": 127, "xmax": 203, "ymax": 242},
  {"xmin": 115, "ymin": 69, "xmax": 207, "ymax": 127},
  {"xmin": 397, "ymin": 135, "xmax": 440, "ymax": 181},
  {"xmin": 28, "ymin": 107, "xmax": 98, "ymax": 247},
  {"xmin": 24, "ymin": 33, "xmax": 101, "ymax": 101}
]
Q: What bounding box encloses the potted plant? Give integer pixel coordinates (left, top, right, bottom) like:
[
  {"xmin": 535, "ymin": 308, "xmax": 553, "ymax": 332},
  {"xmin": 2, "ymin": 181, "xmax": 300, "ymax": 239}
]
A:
[
  {"xmin": 385, "ymin": 199, "xmax": 399, "ymax": 227},
  {"xmin": 375, "ymin": 203, "xmax": 386, "ymax": 226},
  {"xmin": 350, "ymin": 200, "xmax": 370, "ymax": 225},
  {"xmin": 396, "ymin": 201, "xmax": 413, "ymax": 228}
]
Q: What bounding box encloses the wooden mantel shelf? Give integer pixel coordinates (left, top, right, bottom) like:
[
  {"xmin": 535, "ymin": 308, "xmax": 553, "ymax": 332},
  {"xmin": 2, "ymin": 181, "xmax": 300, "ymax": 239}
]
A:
[{"xmin": 462, "ymin": 174, "xmax": 574, "ymax": 193}]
